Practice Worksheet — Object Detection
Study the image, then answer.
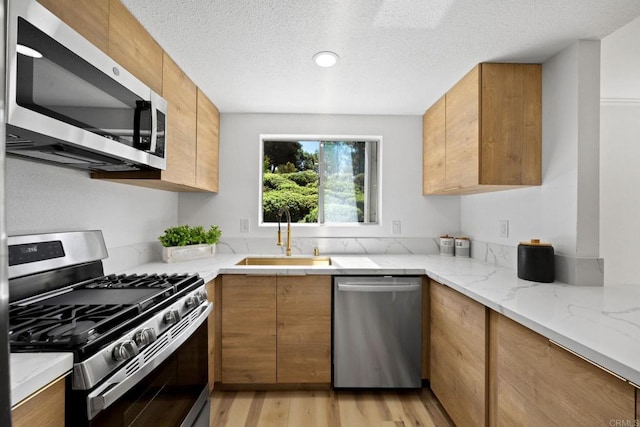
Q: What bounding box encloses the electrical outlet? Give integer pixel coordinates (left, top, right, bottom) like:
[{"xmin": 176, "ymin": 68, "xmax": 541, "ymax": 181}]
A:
[
  {"xmin": 499, "ymin": 220, "xmax": 509, "ymax": 238},
  {"xmin": 240, "ymin": 219, "xmax": 249, "ymax": 233},
  {"xmin": 392, "ymin": 220, "xmax": 401, "ymax": 235}
]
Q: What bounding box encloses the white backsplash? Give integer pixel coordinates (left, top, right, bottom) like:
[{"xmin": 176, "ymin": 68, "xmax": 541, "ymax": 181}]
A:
[
  {"xmin": 103, "ymin": 242, "xmax": 162, "ymax": 275},
  {"xmin": 469, "ymin": 239, "xmax": 604, "ymax": 286},
  {"xmin": 105, "ymin": 237, "xmax": 604, "ymax": 287},
  {"xmin": 470, "ymin": 240, "xmax": 518, "ymax": 269},
  {"xmin": 216, "ymin": 237, "xmax": 441, "ymax": 256}
]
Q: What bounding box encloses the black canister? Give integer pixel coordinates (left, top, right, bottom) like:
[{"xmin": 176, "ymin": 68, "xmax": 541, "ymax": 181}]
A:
[{"xmin": 517, "ymin": 239, "xmax": 555, "ymax": 283}]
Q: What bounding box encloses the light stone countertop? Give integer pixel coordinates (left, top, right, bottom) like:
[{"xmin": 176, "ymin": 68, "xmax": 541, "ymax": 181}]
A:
[
  {"xmin": 123, "ymin": 253, "xmax": 640, "ymax": 385},
  {"xmin": 10, "ymin": 352, "xmax": 73, "ymax": 407},
  {"xmin": 13, "ymin": 252, "xmax": 640, "ymax": 404}
]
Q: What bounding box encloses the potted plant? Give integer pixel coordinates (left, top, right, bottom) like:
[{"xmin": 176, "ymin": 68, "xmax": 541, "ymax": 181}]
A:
[{"xmin": 158, "ymin": 225, "xmax": 222, "ymax": 263}]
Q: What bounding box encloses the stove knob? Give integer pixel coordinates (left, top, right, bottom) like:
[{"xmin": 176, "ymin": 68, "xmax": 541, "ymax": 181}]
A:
[
  {"xmin": 134, "ymin": 328, "xmax": 157, "ymax": 347},
  {"xmin": 198, "ymin": 290, "xmax": 208, "ymax": 302},
  {"xmin": 163, "ymin": 309, "xmax": 182, "ymax": 325},
  {"xmin": 112, "ymin": 340, "xmax": 139, "ymax": 362},
  {"xmin": 185, "ymin": 295, "xmax": 200, "ymax": 309}
]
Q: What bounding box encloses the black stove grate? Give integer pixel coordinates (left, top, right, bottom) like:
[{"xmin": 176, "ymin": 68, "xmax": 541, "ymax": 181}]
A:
[
  {"xmin": 9, "ymin": 304, "xmax": 139, "ymax": 346},
  {"xmin": 81, "ymin": 273, "xmax": 188, "ymax": 289}
]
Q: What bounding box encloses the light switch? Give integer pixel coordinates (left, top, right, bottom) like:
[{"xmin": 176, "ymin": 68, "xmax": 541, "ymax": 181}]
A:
[
  {"xmin": 392, "ymin": 220, "xmax": 401, "ymax": 235},
  {"xmin": 240, "ymin": 219, "xmax": 249, "ymax": 233}
]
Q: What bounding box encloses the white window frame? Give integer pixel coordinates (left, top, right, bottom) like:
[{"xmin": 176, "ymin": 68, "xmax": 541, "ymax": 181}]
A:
[{"xmin": 258, "ymin": 134, "xmax": 382, "ymax": 227}]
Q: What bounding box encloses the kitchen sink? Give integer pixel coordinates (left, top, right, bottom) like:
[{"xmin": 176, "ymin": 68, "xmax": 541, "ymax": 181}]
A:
[{"xmin": 236, "ymin": 256, "xmax": 332, "ymax": 266}]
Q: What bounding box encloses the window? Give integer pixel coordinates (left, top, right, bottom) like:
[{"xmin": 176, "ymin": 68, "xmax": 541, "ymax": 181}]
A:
[{"xmin": 261, "ymin": 136, "xmax": 379, "ymax": 224}]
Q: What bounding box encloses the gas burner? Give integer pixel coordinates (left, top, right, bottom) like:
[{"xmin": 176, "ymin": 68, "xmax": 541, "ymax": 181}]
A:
[
  {"xmin": 83, "ymin": 273, "xmax": 170, "ymax": 289},
  {"xmin": 9, "ymin": 304, "xmax": 139, "ymax": 347},
  {"xmin": 46, "ymin": 320, "xmax": 98, "ymax": 344},
  {"xmin": 80, "ymin": 273, "xmax": 193, "ymax": 290}
]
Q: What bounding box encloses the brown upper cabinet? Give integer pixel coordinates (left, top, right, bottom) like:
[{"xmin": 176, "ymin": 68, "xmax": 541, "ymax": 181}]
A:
[
  {"xmin": 37, "ymin": 0, "xmax": 110, "ymax": 53},
  {"xmin": 422, "ymin": 95, "xmax": 446, "ymax": 195},
  {"xmin": 159, "ymin": 53, "xmax": 198, "ymax": 188},
  {"xmin": 423, "ymin": 63, "xmax": 542, "ymax": 195},
  {"xmin": 196, "ymin": 89, "xmax": 221, "ymax": 192},
  {"xmin": 108, "ymin": 0, "xmax": 163, "ymax": 94},
  {"xmin": 50, "ymin": 0, "xmax": 223, "ymax": 192}
]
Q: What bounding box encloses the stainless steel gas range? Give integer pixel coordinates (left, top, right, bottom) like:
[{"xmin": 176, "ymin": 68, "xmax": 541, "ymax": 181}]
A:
[{"xmin": 7, "ymin": 231, "xmax": 212, "ymax": 426}]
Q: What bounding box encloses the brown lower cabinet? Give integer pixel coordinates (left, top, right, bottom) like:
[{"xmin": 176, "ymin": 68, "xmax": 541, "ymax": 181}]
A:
[
  {"xmin": 489, "ymin": 311, "xmax": 636, "ymax": 426},
  {"xmin": 220, "ymin": 275, "xmax": 331, "ymax": 385},
  {"xmin": 276, "ymin": 276, "xmax": 332, "ymax": 383},
  {"xmin": 428, "ymin": 279, "xmax": 638, "ymax": 426},
  {"xmin": 221, "ymin": 275, "xmax": 277, "ymax": 384},
  {"xmin": 12, "ymin": 376, "xmax": 66, "ymax": 427},
  {"xmin": 430, "ymin": 280, "xmax": 487, "ymax": 427}
]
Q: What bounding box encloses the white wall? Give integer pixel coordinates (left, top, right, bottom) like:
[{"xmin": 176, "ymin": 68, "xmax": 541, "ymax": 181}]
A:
[
  {"xmin": 460, "ymin": 40, "xmax": 602, "ymax": 283},
  {"xmin": 5, "ymin": 158, "xmax": 178, "ymax": 272},
  {"xmin": 600, "ymin": 16, "xmax": 640, "ymax": 285},
  {"xmin": 178, "ymin": 113, "xmax": 460, "ymax": 241},
  {"xmin": 601, "ymin": 16, "xmax": 640, "ymax": 100}
]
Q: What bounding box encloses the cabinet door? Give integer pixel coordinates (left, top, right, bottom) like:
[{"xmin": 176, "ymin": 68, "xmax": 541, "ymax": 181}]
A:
[
  {"xmin": 445, "ymin": 65, "xmax": 480, "ymax": 190},
  {"xmin": 480, "ymin": 63, "xmax": 542, "ymax": 186},
  {"xmin": 12, "ymin": 376, "xmax": 65, "ymax": 427},
  {"xmin": 276, "ymin": 276, "xmax": 331, "ymax": 383},
  {"xmin": 162, "ymin": 53, "xmax": 198, "ymax": 187},
  {"xmin": 38, "ymin": 0, "xmax": 109, "ymax": 53},
  {"xmin": 423, "ymin": 95, "xmax": 446, "ymax": 194},
  {"xmin": 206, "ymin": 278, "xmax": 218, "ymax": 392},
  {"xmin": 430, "ymin": 280, "xmax": 486, "ymax": 427},
  {"xmin": 108, "ymin": 0, "xmax": 163, "ymax": 94},
  {"xmin": 196, "ymin": 89, "xmax": 220, "ymax": 192},
  {"xmin": 489, "ymin": 311, "xmax": 635, "ymax": 426},
  {"xmin": 221, "ymin": 275, "xmax": 277, "ymax": 383}
]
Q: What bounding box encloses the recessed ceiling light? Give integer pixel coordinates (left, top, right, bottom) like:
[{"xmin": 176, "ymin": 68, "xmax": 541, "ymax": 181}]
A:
[
  {"xmin": 17, "ymin": 44, "xmax": 43, "ymax": 58},
  {"xmin": 313, "ymin": 51, "xmax": 339, "ymax": 68}
]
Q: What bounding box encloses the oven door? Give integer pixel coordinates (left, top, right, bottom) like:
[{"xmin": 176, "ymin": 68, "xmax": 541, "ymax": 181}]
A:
[{"xmin": 70, "ymin": 303, "xmax": 212, "ymax": 427}]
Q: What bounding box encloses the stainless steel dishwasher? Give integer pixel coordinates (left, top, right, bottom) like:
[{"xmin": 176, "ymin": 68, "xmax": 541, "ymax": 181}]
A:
[{"xmin": 333, "ymin": 276, "xmax": 422, "ymax": 388}]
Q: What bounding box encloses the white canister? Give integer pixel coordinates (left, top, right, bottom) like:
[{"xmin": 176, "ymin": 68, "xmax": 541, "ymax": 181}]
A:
[
  {"xmin": 439, "ymin": 235, "xmax": 455, "ymax": 256},
  {"xmin": 455, "ymin": 237, "xmax": 470, "ymax": 257}
]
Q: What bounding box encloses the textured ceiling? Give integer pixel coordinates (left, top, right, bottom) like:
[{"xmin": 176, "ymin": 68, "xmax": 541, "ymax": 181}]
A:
[{"xmin": 121, "ymin": 0, "xmax": 640, "ymax": 115}]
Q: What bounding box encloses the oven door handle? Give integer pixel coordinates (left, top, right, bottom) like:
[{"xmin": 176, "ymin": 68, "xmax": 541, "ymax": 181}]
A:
[{"xmin": 86, "ymin": 302, "xmax": 212, "ymax": 420}]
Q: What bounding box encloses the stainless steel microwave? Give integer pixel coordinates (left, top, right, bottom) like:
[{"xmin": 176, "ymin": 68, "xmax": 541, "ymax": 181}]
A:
[{"xmin": 5, "ymin": 0, "xmax": 167, "ymax": 172}]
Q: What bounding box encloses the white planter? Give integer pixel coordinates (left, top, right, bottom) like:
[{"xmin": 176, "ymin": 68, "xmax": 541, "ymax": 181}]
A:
[{"xmin": 162, "ymin": 244, "xmax": 217, "ymax": 263}]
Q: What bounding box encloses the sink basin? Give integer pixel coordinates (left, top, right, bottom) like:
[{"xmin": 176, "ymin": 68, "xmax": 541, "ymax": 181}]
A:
[{"xmin": 236, "ymin": 256, "xmax": 332, "ymax": 266}]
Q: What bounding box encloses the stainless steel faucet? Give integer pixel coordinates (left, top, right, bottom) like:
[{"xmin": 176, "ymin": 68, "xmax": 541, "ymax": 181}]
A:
[{"xmin": 276, "ymin": 207, "xmax": 292, "ymax": 256}]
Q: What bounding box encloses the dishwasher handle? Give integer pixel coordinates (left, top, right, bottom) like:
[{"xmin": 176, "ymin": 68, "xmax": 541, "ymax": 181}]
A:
[{"xmin": 337, "ymin": 283, "xmax": 420, "ymax": 293}]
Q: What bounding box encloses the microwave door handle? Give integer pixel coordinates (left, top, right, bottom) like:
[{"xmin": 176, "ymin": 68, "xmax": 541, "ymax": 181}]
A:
[
  {"xmin": 149, "ymin": 103, "xmax": 158, "ymax": 153},
  {"xmin": 133, "ymin": 103, "xmax": 142, "ymax": 148},
  {"xmin": 133, "ymin": 101, "xmax": 152, "ymax": 151}
]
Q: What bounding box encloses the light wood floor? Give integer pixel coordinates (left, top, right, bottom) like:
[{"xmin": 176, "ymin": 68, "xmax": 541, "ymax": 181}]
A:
[{"xmin": 209, "ymin": 388, "xmax": 454, "ymax": 427}]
